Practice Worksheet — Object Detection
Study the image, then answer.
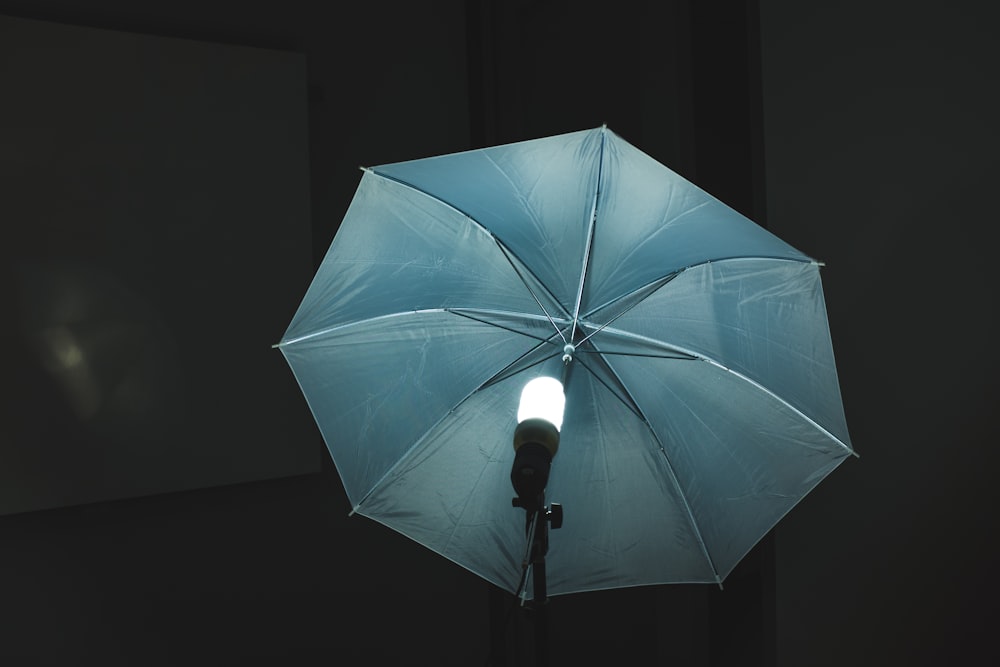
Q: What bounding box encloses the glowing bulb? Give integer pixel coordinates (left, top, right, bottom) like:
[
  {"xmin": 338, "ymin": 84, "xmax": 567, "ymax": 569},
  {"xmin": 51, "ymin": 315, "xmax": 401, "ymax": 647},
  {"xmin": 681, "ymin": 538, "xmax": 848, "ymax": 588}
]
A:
[{"xmin": 517, "ymin": 377, "xmax": 565, "ymax": 431}]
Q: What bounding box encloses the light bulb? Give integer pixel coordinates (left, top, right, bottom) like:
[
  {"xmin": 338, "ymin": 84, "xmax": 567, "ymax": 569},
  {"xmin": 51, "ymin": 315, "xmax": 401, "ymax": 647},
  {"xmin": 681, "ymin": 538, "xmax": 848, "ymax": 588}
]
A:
[{"xmin": 517, "ymin": 377, "xmax": 565, "ymax": 431}]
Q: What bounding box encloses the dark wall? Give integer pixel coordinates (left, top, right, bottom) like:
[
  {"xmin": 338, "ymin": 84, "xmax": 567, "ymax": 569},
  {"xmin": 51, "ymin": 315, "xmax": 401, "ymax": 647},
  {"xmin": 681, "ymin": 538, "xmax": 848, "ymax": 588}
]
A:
[
  {"xmin": 760, "ymin": 1, "xmax": 1000, "ymax": 665},
  {"xmin": 0, "ymin": 14, "xmax": 319, "ymax": 515},
  {"xmin": 0, "ymin": 3, "xmax": 487, "ymax": 665}
]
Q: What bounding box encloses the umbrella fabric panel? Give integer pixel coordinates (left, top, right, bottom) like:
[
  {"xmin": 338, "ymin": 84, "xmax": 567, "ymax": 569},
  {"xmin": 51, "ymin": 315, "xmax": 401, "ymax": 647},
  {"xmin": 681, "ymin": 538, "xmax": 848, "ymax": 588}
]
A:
[
  {"xmin": 353, "ymin": 376, "xmax": 530, "ymax": 594},
  {"xmin": 582, "ymin": 129, "xmax": 810, "ymax": 314},
  {"xmin": 282, "ymin": 171, "xmax": 557, "ymax": 343},
  {"xmin": 280, "ymin": 311, "xmax": 544, "ymax": 506},
  {"xmin": 609, "ymin": 354, "xmax": 852, "ymax": 579},
  {"xmin": 372, "ymin": 129, "xmax": 602, "ymax": 314},
  {"xmin": 356, "ymin": 361, "xmax": 720, "ymax": 598},
  {"xmin": 545, "ymin": 365, "xmax": 723, "ymax": 594},
  {"xmin": 595, "ymin": 258, "xmax": 852, "ymax": 450}
]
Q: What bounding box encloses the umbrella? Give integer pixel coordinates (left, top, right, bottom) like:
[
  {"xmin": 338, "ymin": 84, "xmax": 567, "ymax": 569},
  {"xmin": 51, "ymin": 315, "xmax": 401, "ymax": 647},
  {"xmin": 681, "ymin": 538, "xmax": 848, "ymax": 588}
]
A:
[{"xmin": 276, "ymin": 126, "xmax": 855, "ymax": 601}]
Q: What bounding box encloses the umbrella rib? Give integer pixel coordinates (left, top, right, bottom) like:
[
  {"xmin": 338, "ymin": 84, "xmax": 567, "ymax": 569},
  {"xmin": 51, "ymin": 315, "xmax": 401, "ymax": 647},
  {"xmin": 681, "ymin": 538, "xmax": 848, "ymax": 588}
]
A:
[
  {"xmin": 577, "ymin": 349, "xmax": 697, "ymax": 360},
  {"xmin": 701, "ymin": 357, "xmax": 856, "ymax": 456},
  {"xmin": 596, "ymin": 381, "xmax": 621, "ymax": 589},
  {"xmin": 281, "ymin": 308, "xmax": 570, "ymax": 349},
  {"xmin": 587, "ymin": 344, "xmax": 723, "ymax": 584},
  {"xmin": 492, "ymin": 241, "xmax": 569, "ymax": 343},
  {"xmin": 582, "ymin": 255, "xmax": 818, "ymax": 322},
  {"xmin": 581, "ymin": 270, "xmax": 682, "ymax": 329},
  {"xmin": 598, "ymin": 327, "xmax": 856, "ymax": 456},
  {"xmin": 570, "ymin": 125, "xmax": 608, "ymax": 340},
  {"xmin": 570, "ymin": 124, "xmax": 607, "ymax": 341},
  {"xmin": 573, "ymin": 355, "xmax": 645, "ymax": 420},
  {"xmin": 365, "ymin": 167, "xmax": 569, "ymax": 323},
  {"xmin": 276, "ymin": 308, "xmax": 454, "ymax": 347},
  {"xmin": 583, "ymin": 327, "xmax": 695, "ymax": 360},
  {"xmin": 446, "ymin": 308, "xmax": 566, "ymax": 345},
  {"xmin": 575, "ymin": 272, "xmax": 679, "ymax": 348},
  {"xmin": 478, "ymin": 347, "xmax": 563, "ymax": 393}
]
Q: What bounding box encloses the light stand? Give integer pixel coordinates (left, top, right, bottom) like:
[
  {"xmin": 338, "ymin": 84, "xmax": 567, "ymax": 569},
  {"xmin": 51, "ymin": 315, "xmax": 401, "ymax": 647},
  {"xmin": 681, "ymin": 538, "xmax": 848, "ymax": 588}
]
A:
[{"xmin": 510, "ymin": 377, "xmax": 565, "ymax": 667}]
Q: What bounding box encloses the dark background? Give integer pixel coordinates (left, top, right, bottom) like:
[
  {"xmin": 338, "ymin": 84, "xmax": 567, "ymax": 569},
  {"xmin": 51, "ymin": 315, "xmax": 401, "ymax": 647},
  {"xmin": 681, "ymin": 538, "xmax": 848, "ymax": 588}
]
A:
[{"xmin": 1, "ymin": 1, "xmax": 997, "ymax": 665}]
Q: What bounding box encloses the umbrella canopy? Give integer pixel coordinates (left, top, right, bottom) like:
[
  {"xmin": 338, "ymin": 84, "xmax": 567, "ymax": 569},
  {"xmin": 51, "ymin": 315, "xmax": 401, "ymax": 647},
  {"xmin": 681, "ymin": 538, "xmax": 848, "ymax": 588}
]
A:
[{"xmin": 277, "ymin": 126, "xmax": 854, "ymax": 598}]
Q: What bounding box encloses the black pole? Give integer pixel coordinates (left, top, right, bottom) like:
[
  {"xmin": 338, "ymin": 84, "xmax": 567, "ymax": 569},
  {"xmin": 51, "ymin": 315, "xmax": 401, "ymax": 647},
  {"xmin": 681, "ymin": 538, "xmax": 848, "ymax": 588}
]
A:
[{"xmin": 530, "ymin": 505, "xmax": 549, "ymax": 667}]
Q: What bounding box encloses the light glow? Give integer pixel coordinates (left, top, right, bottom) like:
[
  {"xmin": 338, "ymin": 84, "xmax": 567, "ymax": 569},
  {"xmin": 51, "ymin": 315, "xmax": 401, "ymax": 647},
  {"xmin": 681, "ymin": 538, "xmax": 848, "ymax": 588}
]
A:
[{"xmin": 517, "ymin": 377, "xmax": 565, "ymax": 431}]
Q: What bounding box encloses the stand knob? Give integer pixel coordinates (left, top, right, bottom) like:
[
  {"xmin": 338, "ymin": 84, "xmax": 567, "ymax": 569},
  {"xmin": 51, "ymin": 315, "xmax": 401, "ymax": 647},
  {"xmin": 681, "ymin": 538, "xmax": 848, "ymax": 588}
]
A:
[{"xmin": 547, "ymin": 503, "xmax": 563, "ymax": 529}]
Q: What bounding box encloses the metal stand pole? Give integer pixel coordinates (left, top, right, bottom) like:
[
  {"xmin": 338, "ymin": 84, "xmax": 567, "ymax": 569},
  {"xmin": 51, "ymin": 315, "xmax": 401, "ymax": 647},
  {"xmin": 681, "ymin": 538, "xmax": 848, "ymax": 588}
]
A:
[
  {"xmin": 515, "ymin": 498, "xmax": 561, "ymax": 667},
  {"xmin": 512, "ymin": 448, "xmax": 563, "ymax": 667},
  {"xmin": 530, "ymin": 506, "xmax": 550, "ymax": 667}
]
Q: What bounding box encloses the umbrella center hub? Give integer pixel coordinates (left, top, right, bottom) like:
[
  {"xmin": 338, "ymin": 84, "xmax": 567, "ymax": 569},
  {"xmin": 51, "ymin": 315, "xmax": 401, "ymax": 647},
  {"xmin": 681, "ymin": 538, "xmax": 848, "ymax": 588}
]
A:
[{"xmin": 562, "ymin": 343, "xmax": 576, "ymax": 363}]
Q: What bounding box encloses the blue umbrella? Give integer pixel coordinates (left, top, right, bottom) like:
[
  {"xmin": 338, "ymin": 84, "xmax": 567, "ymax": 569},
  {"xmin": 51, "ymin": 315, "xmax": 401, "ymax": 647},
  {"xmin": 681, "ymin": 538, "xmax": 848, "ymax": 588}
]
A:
[{"xmin": 276, "ymin": 126, "xmax": 854, "ymax": 601}]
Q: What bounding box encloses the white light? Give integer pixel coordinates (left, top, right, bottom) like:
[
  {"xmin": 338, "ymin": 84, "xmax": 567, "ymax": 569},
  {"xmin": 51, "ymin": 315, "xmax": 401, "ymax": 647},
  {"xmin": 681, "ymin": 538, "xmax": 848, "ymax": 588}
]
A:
[{"xmin": 517, "ymin": 377, "xmax": 565, "ymax": 431}]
